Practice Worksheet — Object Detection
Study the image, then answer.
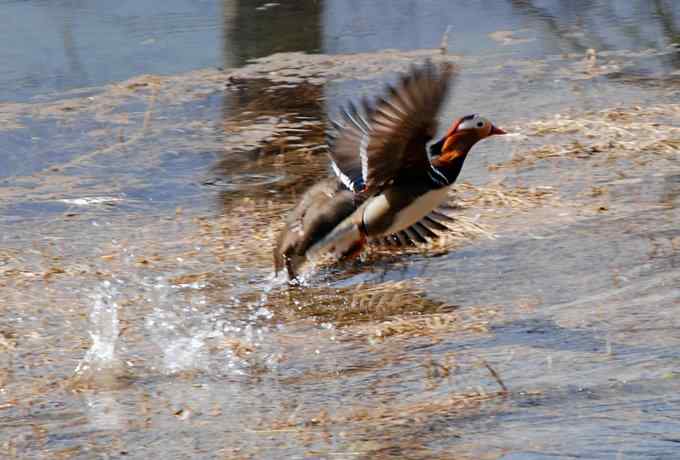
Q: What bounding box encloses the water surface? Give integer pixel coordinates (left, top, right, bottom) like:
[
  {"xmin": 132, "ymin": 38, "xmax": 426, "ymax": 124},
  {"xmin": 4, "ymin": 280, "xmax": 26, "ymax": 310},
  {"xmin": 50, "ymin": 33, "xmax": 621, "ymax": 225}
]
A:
[{"xmin": 0, "ymin": 1, "xmax": 679, "ymax": 459}]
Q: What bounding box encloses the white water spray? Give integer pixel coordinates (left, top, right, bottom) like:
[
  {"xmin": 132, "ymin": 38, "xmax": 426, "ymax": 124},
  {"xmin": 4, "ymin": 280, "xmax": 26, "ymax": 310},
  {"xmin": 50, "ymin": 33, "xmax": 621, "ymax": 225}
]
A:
[{"xmin": 75, "ymin": 281, "xmax": 125, "ymax": 382}]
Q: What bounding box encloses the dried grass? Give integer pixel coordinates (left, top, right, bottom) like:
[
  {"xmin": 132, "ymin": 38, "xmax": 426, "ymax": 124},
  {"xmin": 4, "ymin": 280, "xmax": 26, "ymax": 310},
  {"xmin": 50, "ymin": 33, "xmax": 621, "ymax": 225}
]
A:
[
  {"xmin": 352, "ymin": 309, "xmax": 494, "ymax": 342},
  {"xmin": 339, "ymin": 295, "xmax": 498, "ymax": 345},
  {"xmin": 267, "ymin": 278, "xmax": 498, "ymax": 347},
  {"xmin": 451, "ymin": 182, "xmax": 555, "ymax": 209},
  {"xmin": 493, "ymin": 104, "xmax": 680, "ymax": 170},
  {"xmin": 270, "ymin": 280, "xmax": 454, "ymax": 327},
  {"xmin": 266, "ymin": 387, "xmax": 505, "ymax": 433},
  {"xmin": 194, "ymin": 199, "xmax": 289, "ymax": 268},
  {"xmin": 336, "ymin": 389, "xmax": 503, "ymax": 424}
]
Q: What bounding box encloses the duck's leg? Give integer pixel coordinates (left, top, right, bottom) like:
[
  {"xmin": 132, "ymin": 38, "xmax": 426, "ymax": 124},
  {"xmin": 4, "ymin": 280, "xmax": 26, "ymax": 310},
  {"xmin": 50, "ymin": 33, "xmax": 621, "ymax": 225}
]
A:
[
  {"xmin": 284, "ymin": 253, "xmax": 307, "ymax": 282},
  {"xmin": 285, "ymin": 256, "xmax": 297, "ymax": 281}
]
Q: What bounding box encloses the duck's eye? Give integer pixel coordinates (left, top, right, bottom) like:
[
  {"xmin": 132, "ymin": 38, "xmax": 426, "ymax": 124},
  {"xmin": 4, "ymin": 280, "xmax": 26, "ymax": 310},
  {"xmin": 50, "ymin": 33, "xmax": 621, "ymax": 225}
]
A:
[{"xmin": 476, "ymin": 121, "xmax": 484, "ymax": 128}]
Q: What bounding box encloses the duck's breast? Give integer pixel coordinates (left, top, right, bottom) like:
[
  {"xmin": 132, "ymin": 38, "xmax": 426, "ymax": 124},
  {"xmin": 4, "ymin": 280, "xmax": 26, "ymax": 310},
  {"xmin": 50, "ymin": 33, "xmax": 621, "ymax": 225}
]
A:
[{"xmin": 362, "ymin": 186, "xmax": 449, "ymax": 236}]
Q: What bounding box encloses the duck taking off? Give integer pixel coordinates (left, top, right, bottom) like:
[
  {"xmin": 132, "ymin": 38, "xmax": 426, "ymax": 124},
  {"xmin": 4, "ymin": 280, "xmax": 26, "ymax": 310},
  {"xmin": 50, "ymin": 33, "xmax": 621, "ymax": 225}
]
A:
[{"xmin": 274, "ymin": 61, "xmax": 506, "ymax": 280}]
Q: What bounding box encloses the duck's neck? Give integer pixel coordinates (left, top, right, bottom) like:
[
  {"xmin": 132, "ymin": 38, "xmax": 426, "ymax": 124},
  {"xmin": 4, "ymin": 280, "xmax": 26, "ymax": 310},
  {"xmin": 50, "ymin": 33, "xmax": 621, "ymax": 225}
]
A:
[{"xmin": 428, "ymin": 137, "xmax": 474, "ymax": 188}]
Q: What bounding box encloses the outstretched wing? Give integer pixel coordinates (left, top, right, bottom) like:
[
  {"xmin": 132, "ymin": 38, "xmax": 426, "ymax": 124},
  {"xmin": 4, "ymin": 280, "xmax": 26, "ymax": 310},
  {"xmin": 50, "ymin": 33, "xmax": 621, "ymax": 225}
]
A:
[{"xmin": 327, "ymin": 60, "xmax": 457, "ymax": 194}]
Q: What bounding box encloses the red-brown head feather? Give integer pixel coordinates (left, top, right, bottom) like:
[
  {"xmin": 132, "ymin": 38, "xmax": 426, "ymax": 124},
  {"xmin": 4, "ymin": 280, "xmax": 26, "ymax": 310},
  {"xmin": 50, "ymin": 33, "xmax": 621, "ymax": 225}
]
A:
[{"xmin": 432, "ymin": 114, "xmax": 506, "ymax": 166}]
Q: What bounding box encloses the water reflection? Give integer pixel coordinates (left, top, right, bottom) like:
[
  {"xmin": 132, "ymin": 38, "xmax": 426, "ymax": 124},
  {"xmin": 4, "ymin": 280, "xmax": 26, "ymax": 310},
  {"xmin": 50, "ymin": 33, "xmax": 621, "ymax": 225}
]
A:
[
  {"xmin": 60, "ymin": 7, "xmax": 89, "ymax": 90},
  {"xmin": 217, "ymin": 0, "xmax": 325, "ymax": 213},
  {"xmin": 0, "ymin": 0, "xmax": 223, "ymax": 101},
  {"xmin": 213, "ymin": 76, "xmax": 328, "ymax": 213},
  {"xmin": 509, "ymin": 0, "xmax": 680, "ymax": 63},
  {"xmin": 3, "ymin": 0, "xmax": 680, "ymax": 102},
  {"xmin": 223, "ymin": 0, "xmax": 321, "ymax": 66},
  {"xmin": 653, "ymin": 0, "xmax": 680, "ymax": 68}
]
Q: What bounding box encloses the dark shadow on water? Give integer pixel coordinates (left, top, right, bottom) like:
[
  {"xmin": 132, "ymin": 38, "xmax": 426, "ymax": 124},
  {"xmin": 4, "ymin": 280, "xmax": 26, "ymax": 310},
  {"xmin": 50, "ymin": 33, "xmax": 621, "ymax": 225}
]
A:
[
  {"xmin": 223, "ymin": 0, "xmax": 322, "ymax": 66},
  {"xmin": 212, "ymin": 75, "xmax": 328, "ymax": 214}
]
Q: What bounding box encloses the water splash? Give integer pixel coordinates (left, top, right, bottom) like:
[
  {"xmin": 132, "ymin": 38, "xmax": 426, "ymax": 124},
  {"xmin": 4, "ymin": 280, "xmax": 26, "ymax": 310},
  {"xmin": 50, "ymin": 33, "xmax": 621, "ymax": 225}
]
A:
[
  {"xmin": 74, "ymin": 268, "xmax": 280, "ymax": 381},
  {"xmin": 144, "ymin": 278, "xmax": 278, "ymax": 375},
  {"xmin": 74, "ymin": 281, "xmax": 127, "ymax": 385}
]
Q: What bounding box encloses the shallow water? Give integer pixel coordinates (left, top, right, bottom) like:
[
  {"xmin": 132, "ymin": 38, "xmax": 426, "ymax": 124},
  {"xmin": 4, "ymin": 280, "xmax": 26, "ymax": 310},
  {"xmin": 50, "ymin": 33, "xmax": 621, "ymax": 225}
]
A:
[{"xmin": 1, "ymin": 1, "xmax": 680, "ymax": 459}]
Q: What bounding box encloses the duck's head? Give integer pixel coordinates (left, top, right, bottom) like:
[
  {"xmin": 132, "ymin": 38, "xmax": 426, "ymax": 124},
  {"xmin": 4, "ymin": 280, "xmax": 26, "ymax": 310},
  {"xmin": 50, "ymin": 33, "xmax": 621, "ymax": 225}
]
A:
[{"xmin": 431, "ymin": 114, "xmax": 506, "ymax": 165}]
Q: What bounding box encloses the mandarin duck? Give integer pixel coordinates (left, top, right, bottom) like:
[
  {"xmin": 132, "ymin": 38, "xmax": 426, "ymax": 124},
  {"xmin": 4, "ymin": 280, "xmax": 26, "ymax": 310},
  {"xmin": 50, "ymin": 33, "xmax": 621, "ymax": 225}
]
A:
[{"xmin": 274, "ymin": 61, "xmax": 505, "ymax": 280}]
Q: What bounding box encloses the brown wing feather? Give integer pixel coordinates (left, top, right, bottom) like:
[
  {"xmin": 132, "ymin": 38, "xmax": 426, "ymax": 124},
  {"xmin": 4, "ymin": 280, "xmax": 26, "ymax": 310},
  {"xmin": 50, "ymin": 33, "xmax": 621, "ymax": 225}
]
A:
[
  {"xmin": 368, "ymin": 206, "xmax": 456, "ymax": 250},
  {"xmin": 328, "ymin": 61, "xmax": 457, "ymax": 195}
]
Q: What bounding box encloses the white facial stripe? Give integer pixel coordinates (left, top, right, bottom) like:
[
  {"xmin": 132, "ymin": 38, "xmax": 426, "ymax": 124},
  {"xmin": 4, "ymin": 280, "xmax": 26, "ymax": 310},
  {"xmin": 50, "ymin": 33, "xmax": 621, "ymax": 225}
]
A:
[{"xmin": 458, "ymin": 115, "xmax": 489, "ymax": 131}]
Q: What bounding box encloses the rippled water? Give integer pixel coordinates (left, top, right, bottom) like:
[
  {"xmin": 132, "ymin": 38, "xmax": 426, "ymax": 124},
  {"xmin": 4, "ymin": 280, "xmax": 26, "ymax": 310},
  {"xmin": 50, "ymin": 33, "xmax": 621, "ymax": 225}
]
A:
[{"xmin": 1, "ymin": 1, "xmax": 679, "ymax": 459}]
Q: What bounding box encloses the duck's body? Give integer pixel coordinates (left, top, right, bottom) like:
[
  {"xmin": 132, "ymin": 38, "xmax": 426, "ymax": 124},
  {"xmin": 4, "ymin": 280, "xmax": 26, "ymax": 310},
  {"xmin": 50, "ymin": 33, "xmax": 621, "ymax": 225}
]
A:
[
  {"xmin": 274, "ymin": 61, "xmax": 505, "ymax": 280},
  {"xmin": 273, "ymin": 178, "xmax": 359, "ymax": 276},
  {"xmin": 363, "ymin": 184, "xmax": 450, "ymax": 236}
]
